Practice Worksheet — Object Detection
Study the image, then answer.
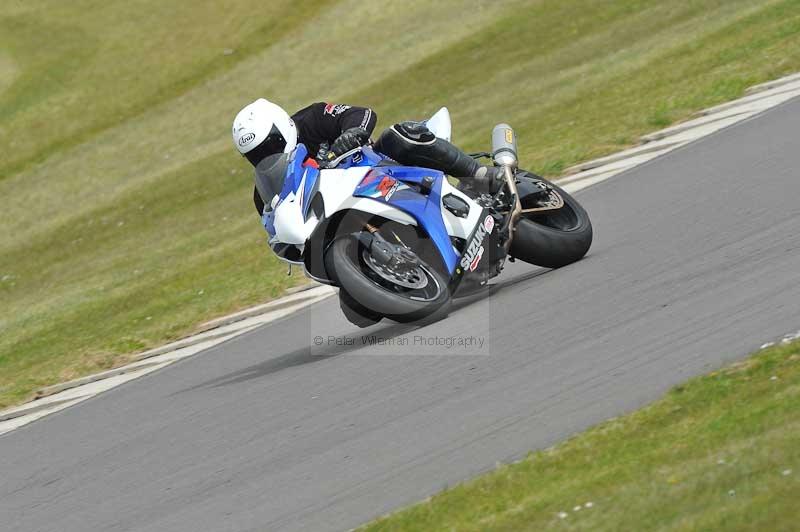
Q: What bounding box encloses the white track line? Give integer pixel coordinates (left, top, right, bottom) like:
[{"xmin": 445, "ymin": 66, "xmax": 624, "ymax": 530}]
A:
[
  {"xmin": 0, "ymin": 286, "xmax": 335, "ymax": 435},
  {"xmin": 561, "ymin": 75, "xmax": 800, "ymax": 193}
]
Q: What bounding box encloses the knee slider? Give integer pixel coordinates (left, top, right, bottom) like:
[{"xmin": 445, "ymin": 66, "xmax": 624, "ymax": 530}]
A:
[
  {"xmin": 376, "ymin": 121, "xmax": 437, "ymax": 163},
  {"xmin": 375, "ymin": 121, "xmax": 478, "ymax": 177},
  {"xmin": 394, "ymin": 121, "xmax": 436, "ymax": 144}
]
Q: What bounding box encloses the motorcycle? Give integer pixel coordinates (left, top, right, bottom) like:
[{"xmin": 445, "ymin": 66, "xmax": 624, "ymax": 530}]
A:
[{"xmin": 255, "ymin": 108, "xmax": 593, "ymax": 327}]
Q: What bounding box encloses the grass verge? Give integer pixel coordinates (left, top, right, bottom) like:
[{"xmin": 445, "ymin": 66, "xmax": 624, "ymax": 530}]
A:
[
  {"xmin": 361, "ymin": 339, "xmax": 800, "ymax": 531},
  {"xmin": 3, "ymin": 0, "xmax": 800, "ymax": 408}
]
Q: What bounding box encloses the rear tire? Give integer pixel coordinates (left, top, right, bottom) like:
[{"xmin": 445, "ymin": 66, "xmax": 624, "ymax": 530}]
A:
[
  {"xmin": 328, "ymin": 235, "xmax": 451, "ymax": 323},
  {"xmin": 509, "ymin": 171, "xmax": 593, "ymax": 268}
]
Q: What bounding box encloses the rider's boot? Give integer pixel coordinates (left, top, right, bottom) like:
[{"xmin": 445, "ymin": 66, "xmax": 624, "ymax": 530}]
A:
[
  {"xmin": 439, "ymin": 144, "xmax": 504, "ymax": 194},
  {"xmin": 469, "ymin": 165, "xmax": 505, "ymax": 193}
]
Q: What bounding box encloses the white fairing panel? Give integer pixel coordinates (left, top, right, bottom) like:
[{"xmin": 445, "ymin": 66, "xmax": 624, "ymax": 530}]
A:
[
  {"xmin": 272, "ymin": 166, "xmax": 419, "ymax": 248},
  {"xmin": 426, "ymin": 107, "xmax": 452, "ymax": 142},
  {"xmin": 271, "ymin": 171, "xmax": 315, "ymax": 245}
]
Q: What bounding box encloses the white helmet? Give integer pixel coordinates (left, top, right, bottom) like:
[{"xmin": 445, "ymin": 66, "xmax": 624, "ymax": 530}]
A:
[{"xmin": 232, "ymin": 98, "xmax": 298, "ymax": 166}]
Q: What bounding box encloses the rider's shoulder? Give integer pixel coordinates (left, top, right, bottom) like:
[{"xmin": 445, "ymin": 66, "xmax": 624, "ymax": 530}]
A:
[{"xmin": 292, "ymin": 102, "xmax": 325, "ymax": 117}]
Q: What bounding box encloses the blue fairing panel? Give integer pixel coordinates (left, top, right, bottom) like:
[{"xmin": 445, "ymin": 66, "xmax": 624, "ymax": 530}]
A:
[
  {"xmin": 301, "ymin": 167, "xmax": 320, "ymax": 218},
  {"xmin": 354, "ymin": 167, "xmax": 459, "ymax": 273},
  {"xmin": 263, "ymin": 144, "xmax": 317, "ymax": 238},
  {"xmin": 278, "ymin": 144, "xmax": 308, "ymax": 201},
  {"xmin": 262, "ymin": 210, "xmax": 276, "ymax": 239},
  {"xmin": 272, "ymin": 143, "xmax": 319, "ymax": 218}
]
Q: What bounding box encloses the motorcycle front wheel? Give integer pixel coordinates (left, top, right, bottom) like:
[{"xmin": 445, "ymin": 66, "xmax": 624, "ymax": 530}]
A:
[
  {"xmin": 327, "ymin": 234, "xmax": 451, "ymax": 323},
  {"xmin": 338, "ymin": 288, "xmax": 383, "ymax": 328}
]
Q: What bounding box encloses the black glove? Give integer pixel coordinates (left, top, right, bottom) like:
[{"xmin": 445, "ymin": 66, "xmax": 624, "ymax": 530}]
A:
[
  {"xmin": 315, "ymin": 142, "xmax": 332, "ymax": 164},
  {"xmin": 330, "ymin": 127, "xmax": 370, "ymax": 157}
]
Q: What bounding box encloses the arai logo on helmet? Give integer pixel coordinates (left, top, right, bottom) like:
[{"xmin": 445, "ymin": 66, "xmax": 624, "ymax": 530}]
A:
[{"xmin": 238, "ymin": 132, "xmax": 256, "ymax": 147}]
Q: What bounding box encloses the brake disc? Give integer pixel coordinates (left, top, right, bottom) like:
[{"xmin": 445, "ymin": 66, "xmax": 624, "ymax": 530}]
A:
[
  {"xmin": 521, "ymin": 184, "xmax": 564, "ymax": 214},
  {"xmin": 362, "ymin": 249, "xmax": 429, "ymax": 290}
]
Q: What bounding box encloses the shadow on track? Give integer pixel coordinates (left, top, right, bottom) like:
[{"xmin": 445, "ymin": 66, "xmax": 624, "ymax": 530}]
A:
[
  {"xmin": 174, "ymin": 320, "xmax": 419, "ymax": 393},
  {"xmin": 176, "ymin": 266, "xmax": 550, "ymax": 394}
]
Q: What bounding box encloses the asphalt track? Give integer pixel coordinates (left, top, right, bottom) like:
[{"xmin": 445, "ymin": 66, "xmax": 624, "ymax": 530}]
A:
[{"xmin": 2, "ymin": 99, "xmax": 800, "ymax": 532}]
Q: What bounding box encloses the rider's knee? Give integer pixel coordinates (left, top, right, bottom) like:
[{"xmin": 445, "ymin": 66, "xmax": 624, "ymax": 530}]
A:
[
  {"xmin": 375, "ymin": 121, "xmax": 436, "ymax": 162},
  {"xmin": 392, "ymin": 121, "xmax": 436, "ymax": 144}
]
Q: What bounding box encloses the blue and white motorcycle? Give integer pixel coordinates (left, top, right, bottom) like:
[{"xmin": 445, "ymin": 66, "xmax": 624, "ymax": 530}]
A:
[{"xmin": 256, "ymin": 109, "xmax": 592, "ymax": 326}]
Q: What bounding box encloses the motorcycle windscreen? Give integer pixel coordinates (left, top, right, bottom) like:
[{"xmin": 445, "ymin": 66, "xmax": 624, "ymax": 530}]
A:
[{"xmin": 254, "ymin": 153, "xmax": 289, "ymax": 211}]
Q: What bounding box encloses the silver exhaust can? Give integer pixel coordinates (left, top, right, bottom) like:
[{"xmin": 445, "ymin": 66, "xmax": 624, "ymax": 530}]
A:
[{"xmin": 492, "ymin": 123, "xmax": 518, "ymax": 168}]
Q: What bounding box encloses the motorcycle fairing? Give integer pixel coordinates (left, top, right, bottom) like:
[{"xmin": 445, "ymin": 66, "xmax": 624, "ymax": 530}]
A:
[
  {"xmin": 353, "ymin": 166, "xmax": 460, "ymax": 274},
  {"xmin": 266, "ymin": 144, "xmax": 385, "ymax": 228},
  {"xmin": 262, "ymin": 144, "xmax": 320, "ymax": 237},
  {"xmin": 279, "ymin": 144, "xmax": 319, "ymax": 212},
  {"xmin": 353, "ymin": 170, "xmax": 412, "ymax": 201},
  {"xmin": 263, "ymin": 142, "xmax": 484, "ymax": 279},
  {"xmin": 447, "ymin": 207, "xmax": 494, "ymax": 292}
]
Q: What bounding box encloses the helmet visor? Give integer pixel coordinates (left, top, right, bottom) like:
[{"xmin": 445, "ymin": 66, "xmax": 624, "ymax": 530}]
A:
[{"xmin": 245, "ymin": 125, "xmax": 288, "ymax": 166}]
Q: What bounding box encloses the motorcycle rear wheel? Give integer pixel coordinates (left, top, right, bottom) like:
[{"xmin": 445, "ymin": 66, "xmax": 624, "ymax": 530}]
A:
[{"xmin": 509, "ymin": 171, "xmax": 593, "ymax": 268}]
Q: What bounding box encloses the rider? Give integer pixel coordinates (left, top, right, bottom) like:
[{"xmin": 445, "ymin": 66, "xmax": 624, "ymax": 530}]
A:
[{"xmin": 231, "ymin": 98, "xmax": 504, "ymax": 215}]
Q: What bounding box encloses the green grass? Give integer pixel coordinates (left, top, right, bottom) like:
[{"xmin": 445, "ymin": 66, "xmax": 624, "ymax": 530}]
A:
[
  {"xmin": 361, "ymin": 340, "xmax": 800, "ymax": 531},
  {"xmin": 3, "ymin": 0, "xmax": 800, "ymax": 408}
]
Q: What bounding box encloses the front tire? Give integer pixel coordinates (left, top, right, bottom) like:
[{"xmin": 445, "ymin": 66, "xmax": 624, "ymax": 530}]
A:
[
  {"xmin": 328, "ymin": 235, "xmax": 451, "ymax": 323},
  {"xmin": 339, "ymin": 289, "xmax": 383, "ymax": 328},
  {"xmin": 509, "ymin": 171, "xmax": 593, "ymax": 268}
]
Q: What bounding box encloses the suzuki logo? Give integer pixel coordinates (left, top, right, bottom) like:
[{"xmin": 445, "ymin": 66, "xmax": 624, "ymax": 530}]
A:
[{"xmin": 460, "ymin": 215, "xmax": 495, "ymax": 271}]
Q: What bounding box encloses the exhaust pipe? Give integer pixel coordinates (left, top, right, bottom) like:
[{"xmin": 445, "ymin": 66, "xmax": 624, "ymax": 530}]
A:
[
  {"xmin": 491, "ymin": 124, "xmax": 522, "ymax": 250},
  {"xmin": 492, "ymin": 123, "xmax": 518, "ymax": 168}
]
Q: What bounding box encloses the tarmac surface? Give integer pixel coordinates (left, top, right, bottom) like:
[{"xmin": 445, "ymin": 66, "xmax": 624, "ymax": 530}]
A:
[{"xmin": 2, "ymin": 98, "xmax": 799, "ymax": 531}]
